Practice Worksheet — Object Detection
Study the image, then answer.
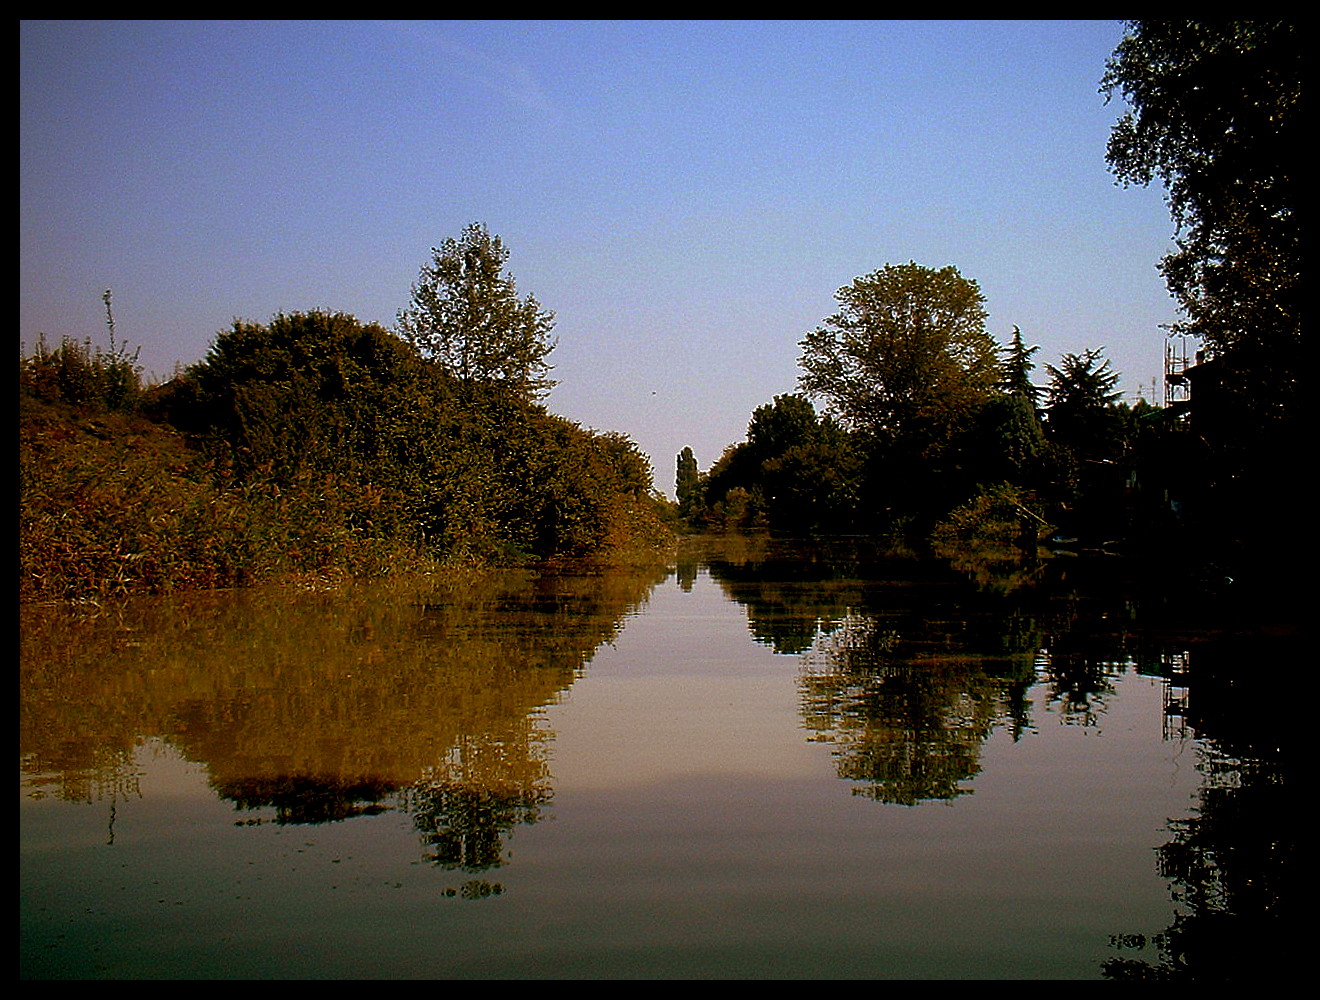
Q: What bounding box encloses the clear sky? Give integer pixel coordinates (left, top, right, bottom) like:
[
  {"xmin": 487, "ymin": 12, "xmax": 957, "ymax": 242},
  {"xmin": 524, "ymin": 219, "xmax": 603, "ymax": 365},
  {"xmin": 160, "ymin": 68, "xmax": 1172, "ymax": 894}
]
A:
[{"xmin": 21, "ymin": 20, "xmax": 1181, "ymax": 496}]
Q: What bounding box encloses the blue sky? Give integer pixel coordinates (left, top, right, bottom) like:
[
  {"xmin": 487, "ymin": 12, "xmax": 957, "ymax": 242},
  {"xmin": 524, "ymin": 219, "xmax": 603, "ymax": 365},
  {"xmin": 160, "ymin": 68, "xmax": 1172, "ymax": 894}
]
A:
[{"xmin": 21, "ymin": 20, "xmax": 1181, "ymax": 496}]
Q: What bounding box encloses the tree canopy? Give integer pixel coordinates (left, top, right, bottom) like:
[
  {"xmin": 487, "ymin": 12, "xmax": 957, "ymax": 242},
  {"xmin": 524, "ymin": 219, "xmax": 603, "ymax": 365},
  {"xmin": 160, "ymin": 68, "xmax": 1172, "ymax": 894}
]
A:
[
  {"xmin": 797, "ymin": 262, "xmax": 1000, "ymax": 452},
  {"xmin": 397, "ymin": 223, "xmax": 557, "ymax": 401},
  {"xmin": 1101, "ymin": 21, "xmax": 1300, "ymax": 358},
  {"xmin": 1102, "ymin": 21, "xmax": 1301, "ymax": 578},
  {"xmin": 1045, "ymin": 348, "xmax": 1123, "ymax": 463}
]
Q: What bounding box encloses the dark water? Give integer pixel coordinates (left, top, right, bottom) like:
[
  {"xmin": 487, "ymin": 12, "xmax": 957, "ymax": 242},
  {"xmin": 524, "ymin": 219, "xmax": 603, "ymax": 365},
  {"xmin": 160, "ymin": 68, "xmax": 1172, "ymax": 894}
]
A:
[{"xmin": 19, "ymin": 537, "xmax": 1295, "ymax": 979}]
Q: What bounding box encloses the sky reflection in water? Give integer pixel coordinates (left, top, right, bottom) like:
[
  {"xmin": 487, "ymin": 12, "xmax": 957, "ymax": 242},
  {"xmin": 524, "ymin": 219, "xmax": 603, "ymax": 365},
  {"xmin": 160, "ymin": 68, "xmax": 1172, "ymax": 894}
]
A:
[{"xmin": 19, "ymin": 539, "xmax": 1292, "ymax": 979}]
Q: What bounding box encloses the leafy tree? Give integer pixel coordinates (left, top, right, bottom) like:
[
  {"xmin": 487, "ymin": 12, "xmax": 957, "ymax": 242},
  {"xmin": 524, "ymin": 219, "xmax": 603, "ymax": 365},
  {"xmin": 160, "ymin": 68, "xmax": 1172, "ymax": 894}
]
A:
[
  {"xmin": 397, "ymin": 223, "xmax": 557, "ymax": 401},
  {"xmin": 1042, "ymin": 348, "xmax": 1129, "ymax": 539},
  {"xmin": 759, "ymin": 416, "xmax": 860, "ymax": 534},
  {"xmin": 178, "ymin": 310, "xmax": 665, "ymax": 565},
  {"xmin": 798, "ymin": 263, "xmax": 1001, "ymax": 525},
  {"xmin": 1101, "ymin": 21, "xmax": 1299, "ymax": 360},
  {"xmin": 971, "ymin": 393, "xmax": 1048, "ymax": 490},
  {"xmin": 748, "ymin": 394, "xmax": 859, "ymax": 534},
  {"xmin": 798, "ymin": 262, "xmax": 1000, "ymax": 454},
  {"xmin": 955, "ymin": 326, "xmax": 1049, "ymax": 490},
  {"xmin": 699, "ymin": 394, "xmax": 862, "ymax": 535},
  {"xmin": 1102, "ymin": 21, "xmax": 1300, "ymax": 582},
  {"xmin": 746, "ymin": 393, "xmax": 820, "ymax": 459},
  {"xmin": 675, "ymin": 446, "xmax": 700, "ymax": 518},
  {"xmin": 185, "ymin": 310, "xmax": 430, "ymax": 483},
  {"xmin": 700, "ymin": 443, "xmax": 766, "ymax": 532}
]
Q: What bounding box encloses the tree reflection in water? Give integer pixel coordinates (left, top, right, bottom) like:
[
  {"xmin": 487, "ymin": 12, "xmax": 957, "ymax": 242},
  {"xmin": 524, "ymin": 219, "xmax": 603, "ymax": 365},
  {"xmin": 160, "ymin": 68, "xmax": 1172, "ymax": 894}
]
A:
[
  {"xmin": 215, "ymin": 774, "xmax": 398, "ymax": 825},
  {"xmin": 1103, "ymin": 634, "xmax": 1296, "ymax": 981},
  {"xmin": 404, "ymin": 782, "xmax": 549, "ymax": 870},
  {"xmin": 400, "ymin": 733, "xmax": 553, "ymax": 870},
  {"xmin": 20, "ymin": 537, "xmax": 1295, "ymax": 975},
  {"xmin": 799, "ymin": 612, "xmax": 1030, "ymax": 804},
  {"xmin": 704, "ymin": 535, "xmax": 1295, "ymax": 980},
  {"xmin": 19, "ymin": 560, "xmax": 665, "ymax": 872},
  {"xmin": 704, "ymin": 537, "xmax": 1039, "ymax": 805}
]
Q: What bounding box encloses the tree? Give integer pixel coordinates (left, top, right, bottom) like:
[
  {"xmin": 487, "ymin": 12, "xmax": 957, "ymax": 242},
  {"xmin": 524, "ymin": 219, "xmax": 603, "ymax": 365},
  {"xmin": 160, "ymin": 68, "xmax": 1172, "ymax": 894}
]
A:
[
  {"xmin": 1044, "ymin": 348, "xmax": 1123, "ymax": 462},
  {"xmin": 957, "ymin": 326, "xmax": 1048, "ymax": 490},
  {"xmin": 972, "ymin": 394, "xmax": 1047, "ymax": 491},
  {"xmin": 1101, "ymin": 18, "xmax": 1300, "ymax": 462},
  {"xmin": 1102, "ymin": 21, "xmax": 1301, "ymax": 585},
  {"xmin": 746, "ymin": 393, "xmax": 820, "ymax": 457},
  {"xmin": 675, "ymin": 447, "xmax": 700, "ymax": 518},
  {"xmin": 186, "ymin": 310, "xmax": 430, "ymax": 482},
  {"xmin": 797, "ymin": 262, "xmax": 1000, "ymax": 453},
  {"xmin": 397, "ymin": 223, "xmax": 557, "ymax": 401},
  {"xmin": 998, "ymin": 326, "xmax": 1042, "ymax": 410},
  {"xmin": 1101, "ymin": 21, "xmax": 1299, "ymax": 360}
]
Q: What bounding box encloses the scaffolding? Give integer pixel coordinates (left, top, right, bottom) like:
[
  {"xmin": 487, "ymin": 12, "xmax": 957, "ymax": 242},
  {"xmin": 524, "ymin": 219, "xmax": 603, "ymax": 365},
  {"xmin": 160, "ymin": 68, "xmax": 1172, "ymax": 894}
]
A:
[{"xmin": 1163, "ymin": 333, "xmax": 1196, "ymax": 410}]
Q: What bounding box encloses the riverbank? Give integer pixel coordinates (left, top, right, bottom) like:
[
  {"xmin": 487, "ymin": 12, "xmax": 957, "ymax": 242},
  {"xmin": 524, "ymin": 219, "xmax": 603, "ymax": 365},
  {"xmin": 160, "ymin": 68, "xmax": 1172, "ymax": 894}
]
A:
[{"xmin": 20, "ymin": 320, "xmax": 677, "ymax": 604}]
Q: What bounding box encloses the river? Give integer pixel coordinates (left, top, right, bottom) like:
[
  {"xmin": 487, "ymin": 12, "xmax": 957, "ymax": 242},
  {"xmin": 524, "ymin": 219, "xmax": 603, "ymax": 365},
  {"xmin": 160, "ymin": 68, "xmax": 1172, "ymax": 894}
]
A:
[{"xmin": 19, "ymin": 536, "xmax": 1293, "ymax": 979}]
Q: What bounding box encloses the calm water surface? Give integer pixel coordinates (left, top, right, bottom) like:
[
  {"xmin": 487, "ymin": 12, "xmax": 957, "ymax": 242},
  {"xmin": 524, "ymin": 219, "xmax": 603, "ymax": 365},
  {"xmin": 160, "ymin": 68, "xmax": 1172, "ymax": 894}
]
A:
[{"xmin": 19, "ymin": 537, "xmax": 1292, "ymax": 979}]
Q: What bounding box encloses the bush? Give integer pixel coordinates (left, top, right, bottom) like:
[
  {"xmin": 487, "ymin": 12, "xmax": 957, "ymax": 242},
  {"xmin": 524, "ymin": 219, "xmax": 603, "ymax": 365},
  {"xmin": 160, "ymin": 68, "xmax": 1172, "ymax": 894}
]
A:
[
  {"xmin": 20, "ymin": 334, "xmax": 143, "ymax": 411},
  {"xmin": 930, "ymin": 483, "xmax": 1050, "ymax": 551},
  {"xmin": 20, "ymin": 309, "xmax": 673, "ymax": 601}
]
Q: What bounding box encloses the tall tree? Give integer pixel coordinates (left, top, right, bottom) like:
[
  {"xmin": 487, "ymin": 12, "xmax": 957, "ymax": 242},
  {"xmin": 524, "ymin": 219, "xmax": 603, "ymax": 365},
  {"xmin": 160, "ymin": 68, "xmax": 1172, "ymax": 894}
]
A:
[
  {"xmin": 998, "ymin": 326, "xmax": 1042, "ymax": 409},
  {"xmin": 746, "ymin": 394, "xmax": 820, "ymax": 460},
  {"xmin": 397, "ymin": 223, "xmax": 557, "ymax": 401},
  {"xmin": 797, "ymin": 262, "xmax": 1000, "ymax": 454},
  {"xmin": 1102, "ymin": 22, "xmax": 1300, "ymax": 583},
  {"xmin": 1103, "ymin": 22, "xmax": 1298, "ymax": 419},
  {"xmin": 1101, "ymin": 21, "xmax": 1299, "ymax": 358},
  {"xmin": 675, "ymin": 446, "xmax": 700, "ymax": 518}
]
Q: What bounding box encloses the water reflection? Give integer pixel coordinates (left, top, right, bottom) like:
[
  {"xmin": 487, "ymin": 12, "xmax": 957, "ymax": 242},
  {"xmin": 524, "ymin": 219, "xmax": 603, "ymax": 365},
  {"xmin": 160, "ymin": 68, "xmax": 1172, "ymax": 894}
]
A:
[
  {"xmin": 797, "ymin": 612, "xmax": 1033, "ymax": 804},
  {"xmin": 20, "ymin": 539, "xmax": 1295, "ymax": 978},
  {"xmin": 699, "ymin": 536, "xmax": 1295, "ymax": 978},
  {"xmin": 1102, "ymin": 635, "xmax": 1296, "ymax": 981},
  {"xmin": 703, "ymin": 537, "xmax": 1045, "ymax": 804},
  {"xmin": 20, "ymin": 562, "xmax": 665, "ymax": 869}
]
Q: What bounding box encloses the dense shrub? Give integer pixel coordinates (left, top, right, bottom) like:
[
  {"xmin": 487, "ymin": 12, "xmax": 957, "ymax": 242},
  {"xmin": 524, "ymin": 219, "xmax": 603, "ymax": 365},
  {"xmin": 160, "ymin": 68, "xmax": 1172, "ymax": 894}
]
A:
[
  {"xmin": 20, "ymin": 310, "xmax": 672, "ymax": 600},
  {"xmin": 20, "ymin": 334, "xmax": 143, "ymax": 411}
]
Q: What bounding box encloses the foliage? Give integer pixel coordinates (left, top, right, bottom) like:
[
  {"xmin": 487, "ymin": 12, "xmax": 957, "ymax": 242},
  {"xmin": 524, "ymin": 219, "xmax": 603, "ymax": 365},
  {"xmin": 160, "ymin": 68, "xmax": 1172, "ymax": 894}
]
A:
[
  {"xmin": 675, "ymin": 446, "xmax": 701, "ymax": 520},
  {"xmin": 794, "ymin": 262, "xmax": 1004, "ymax": 529},
  {"xmin": 1035, "ymin": 348, "xmax": 1131, "ymax": 539},
  {"xmin": 998, "ymin": 326, "xmax": 1042, "ymax": 408},
  {"xmin": 183, "ymin": 311, "xmax": 429, "ymax": 484},
  {"xmin": 798, "ymin": 262, "xmax": 1000, "ymax": 452},
  {"xmin": 1102, "ymin": 21, "xmax": 1299, "ymax": 360},
  {"xmin": 752, "ymin": 400, "xmax": 860, "ymax": 534},
  {"xmin": 20, "ymin": 333, "xmax": 143, "ymax": 412},
  {"xmin": 930, "ymin": 482, "xmax": 1049, "ymax": 553},
  {"xmin": 184, "ymin": 310, "xmax": 665, "ymax": 565},
  {"xmin": 18, "ymin": 395, "xmax": 421, "ymax": 602},
  {"xmin": 969, "ymin": 391, "xmax": 1048, "ymax": 489},
  {"xmin": 396, "ymin": 222, "xmax": 557, "ymax": 401},
  {"xmin": 21, "ymin": 308, "xmax": 670, "ymax": 601},
  {"xmin": 1044, "ymin": 348, "xmax": 1123, "ymax": 462},
  {"xmin": 747, "ymin": 392, "xmax": 820, "ymax": 457},
  {"xmin": 1102, "ymin": 21, "xmax": 1300, "ymax": 580},
  {"xmin": 694, "ymin": 394, "xmax": 861, "ymax": 535}
]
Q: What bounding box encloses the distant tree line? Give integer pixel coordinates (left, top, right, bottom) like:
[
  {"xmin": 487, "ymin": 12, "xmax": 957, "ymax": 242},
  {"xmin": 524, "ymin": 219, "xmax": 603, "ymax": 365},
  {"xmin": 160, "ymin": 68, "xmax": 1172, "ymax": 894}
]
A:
[{"xmin": 678, "ymin": 262, "xmax": 1178, "ymax": 551}]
